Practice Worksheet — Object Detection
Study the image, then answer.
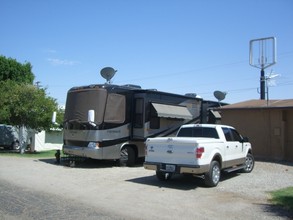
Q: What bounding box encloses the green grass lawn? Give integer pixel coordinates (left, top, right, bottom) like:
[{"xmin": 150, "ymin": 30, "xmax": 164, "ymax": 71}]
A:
[{"xmin": 270, "ymin": 187, "xmax": 293, "ymax": 211}]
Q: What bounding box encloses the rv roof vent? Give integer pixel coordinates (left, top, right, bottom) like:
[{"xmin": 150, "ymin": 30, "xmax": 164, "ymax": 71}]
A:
[
  {"xmin": 100, "ymin": 67, "xmax": 117, "ymax": 83},
  {"xmin": 185, "ymin": 93, "xmax": 197, "ymax": 97},
  {"xmin": 123, "ymin": 84, "xmax": 141, "ymax": 89}
]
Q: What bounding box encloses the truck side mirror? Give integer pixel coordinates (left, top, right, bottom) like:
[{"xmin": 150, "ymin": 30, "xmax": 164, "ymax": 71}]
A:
[{"xmin": 241, "ymin": 137, "xmax": 249, "ymax": 143}]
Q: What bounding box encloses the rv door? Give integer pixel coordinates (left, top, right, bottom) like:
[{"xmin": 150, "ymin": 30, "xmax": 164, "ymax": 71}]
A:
[{"xmin": 132, "ymin": 97, "xmax": 145, "ymax": 139}]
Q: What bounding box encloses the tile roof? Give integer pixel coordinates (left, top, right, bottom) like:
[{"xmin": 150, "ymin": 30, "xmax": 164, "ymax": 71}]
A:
[{"xmin": 220, "ymin": 99, "xmax": 293, "ymax": 110}]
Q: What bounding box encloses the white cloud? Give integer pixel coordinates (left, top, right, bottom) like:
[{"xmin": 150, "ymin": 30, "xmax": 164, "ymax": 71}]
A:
[
  {"xmin": 47, "ymin": 58, "xmax": 79, "ymax": 66},
  {"xmin": 43, "ymin": 49, "xmax": 57, "ymax": 53}
]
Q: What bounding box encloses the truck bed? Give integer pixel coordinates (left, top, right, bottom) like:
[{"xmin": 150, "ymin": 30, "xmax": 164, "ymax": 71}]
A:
[{"xmin": 145, "ymin": 137, "xmax": 223, "ymax": 165}]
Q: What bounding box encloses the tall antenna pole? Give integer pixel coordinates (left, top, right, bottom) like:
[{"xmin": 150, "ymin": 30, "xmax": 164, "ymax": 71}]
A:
[
  {"xmin": 260, "ymin": 69, "xmax": 265, "ymax": 100},
  {"xmin": 249, "ymin": 37, "xmax": 277, "ymax": 100}
]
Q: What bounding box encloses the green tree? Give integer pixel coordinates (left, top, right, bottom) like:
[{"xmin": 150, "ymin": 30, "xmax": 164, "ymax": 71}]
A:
[
  {"xmin": 0, "ymin": 55, "xmax": 34, "ymax": 84},
  {"xmin": 0, "ymin": 80, "xmax": 58, "ymax": 131},
  {"xmin": 0, "ymin": 56, "xmax": 62, "ymax": 152}
]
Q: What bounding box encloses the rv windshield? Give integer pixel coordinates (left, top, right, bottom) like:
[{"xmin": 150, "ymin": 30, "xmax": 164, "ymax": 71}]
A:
[
  {"xmin": 64, "ymin": 87, "xmax": 126, "ymax": 127},
  {"xmin": 64, "ymin": 88, "xmax": 107, "ymax": 125}
]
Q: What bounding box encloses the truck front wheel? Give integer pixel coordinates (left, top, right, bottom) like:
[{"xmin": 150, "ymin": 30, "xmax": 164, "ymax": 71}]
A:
[{"xmin": 204, "ymin": 161, "xmax": 220, "ymax": 187}]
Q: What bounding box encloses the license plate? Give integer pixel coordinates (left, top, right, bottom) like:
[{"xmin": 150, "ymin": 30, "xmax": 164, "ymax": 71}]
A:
[{"xmin": 165, "ymin": 164, "xmax": 175, "ymax": 172}]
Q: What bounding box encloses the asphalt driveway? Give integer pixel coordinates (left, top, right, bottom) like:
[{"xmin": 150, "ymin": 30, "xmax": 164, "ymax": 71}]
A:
[{"xmin": 0, "ymin": 156, "xmax": 292, "ymax": 220}]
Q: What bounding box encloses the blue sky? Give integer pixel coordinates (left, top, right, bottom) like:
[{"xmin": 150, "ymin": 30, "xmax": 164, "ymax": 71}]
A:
[{"xmin": 1, "ymin": 0, "xmax": 293, "ymax": 105}]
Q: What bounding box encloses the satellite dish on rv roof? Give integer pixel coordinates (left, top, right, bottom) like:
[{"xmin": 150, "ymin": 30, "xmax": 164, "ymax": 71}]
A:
[
  {"xmin": 100, "ymin": 67, "xmax": 117, "ymax": 83},
  {"xmin": 214, "ymin": 90, "xmax": 227, "ymax": 102}
]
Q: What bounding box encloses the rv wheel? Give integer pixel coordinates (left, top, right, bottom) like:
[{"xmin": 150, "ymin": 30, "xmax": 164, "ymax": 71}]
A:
[{"xmin": 120, "ymin": 146, "xmax": 135, "ymax": 167}]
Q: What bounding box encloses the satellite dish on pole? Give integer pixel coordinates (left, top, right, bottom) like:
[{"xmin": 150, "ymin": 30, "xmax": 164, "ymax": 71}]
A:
[
  {"xmin": 100, "ymin": 67, "xmax": 117, "ymax": 83},
  {"xmin": 214, "ymin": 91, "xmax": 227, "ymax": 102}
]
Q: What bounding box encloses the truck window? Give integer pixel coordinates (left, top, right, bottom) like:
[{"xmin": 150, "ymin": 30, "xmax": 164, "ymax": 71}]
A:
[
  {"xmin": 222, "ymin": 127, "xmax": 232, "ymax": 141},
  {"xmin": 230, "ymin": 129, "xmax": 242, "ymax": 142},
  {"xmin": 177, "ymin": 127, "xmax": 219, "ymax": 139},
  {"xmin": 222, "ymin": 128, "xmax": 242, "ymax": 142},
  {"xmin": 177, "ymin": 127, "xmax": 192, "ymax": 137}
]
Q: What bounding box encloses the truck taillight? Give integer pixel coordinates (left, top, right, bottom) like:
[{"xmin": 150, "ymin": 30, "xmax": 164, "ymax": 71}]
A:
[{"xmin": 196, "ymin": 147, "xmax": 204, "ymax": 159}]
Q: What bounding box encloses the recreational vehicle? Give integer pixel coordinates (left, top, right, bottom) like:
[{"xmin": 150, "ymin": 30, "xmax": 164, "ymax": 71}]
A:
[{"xmin": 63, "ymin": 83, "xmax": 203, "ymax": 166}]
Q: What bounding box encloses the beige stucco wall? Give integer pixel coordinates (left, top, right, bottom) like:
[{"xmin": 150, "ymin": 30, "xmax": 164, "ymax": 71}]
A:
[
  {"xmin": 220, "ymin": 108, "xmax": 293, "ymax": 162},
  {"xmin": 284, "ymin": 110, "xmax": 293, "ymax": 161}
]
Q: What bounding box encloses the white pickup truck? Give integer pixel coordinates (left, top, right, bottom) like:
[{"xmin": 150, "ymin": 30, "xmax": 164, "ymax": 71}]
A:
[{"xmin": 144, "ymin": 124, "xmax": 254, "ymax": 187}]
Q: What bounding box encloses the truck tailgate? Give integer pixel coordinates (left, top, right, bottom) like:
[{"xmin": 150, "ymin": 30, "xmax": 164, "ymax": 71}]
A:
[{"xmin": 145, "ymin": 137, "xmax": 199, "ymax": 165}]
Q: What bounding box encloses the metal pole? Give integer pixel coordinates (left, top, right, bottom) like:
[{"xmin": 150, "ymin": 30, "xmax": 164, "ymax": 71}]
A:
[{"xmin": 260, "ymin": 69, "xmax": 265, "ymax": 100}]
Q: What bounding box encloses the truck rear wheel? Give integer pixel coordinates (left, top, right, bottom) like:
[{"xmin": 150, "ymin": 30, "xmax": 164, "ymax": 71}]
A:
[
  {"xmin": 119, "ymin": 146, "xmax": 135, "ymax": 167},
  {"xmin": 156, "ymin": 171, "xmax": 172, "ymax": 181},
  {"xmin": 204, "ymin": 161, "xmax": 220, "ymax": 187}
]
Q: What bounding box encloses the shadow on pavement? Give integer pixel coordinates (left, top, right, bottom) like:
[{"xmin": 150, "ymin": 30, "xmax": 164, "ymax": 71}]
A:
[
  {"xmin": 127, "ymin": 171, "xmax": 245, "ymax": 190},
  {"xmin": 126, "ymin": 173, "xmax": 206, "ymax": 190},
  {"xmin": 38, "ymin": 157, "xmax": 121, "ymax": 169},
  {"xmin": 257, "ymin": 203, "xmax": 293, "ymax": 219}
]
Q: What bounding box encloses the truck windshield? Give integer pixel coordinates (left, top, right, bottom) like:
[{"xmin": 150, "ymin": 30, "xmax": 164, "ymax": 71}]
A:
[{"xmin": 177, "ymin": 127, "xmax": 219, "ymax": 139}]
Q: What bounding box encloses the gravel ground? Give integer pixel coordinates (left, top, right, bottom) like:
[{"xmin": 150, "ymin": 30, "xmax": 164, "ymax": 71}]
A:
[{"xmin": 0, "ymin": 156, "xmax": 292, "ymax": 220}]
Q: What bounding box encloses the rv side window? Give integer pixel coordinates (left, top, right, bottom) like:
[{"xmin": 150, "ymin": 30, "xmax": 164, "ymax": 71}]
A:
[
  {"xmin": 150, "ymin": 105, "xmax": 160, "ymax": 129},
  {"xmin": 104, "ymin": 94, "xmax": 126, "ymax": 123},
  {"xmin": 134, "ymin": 98, "xmax": 144, "ymax": 128}
]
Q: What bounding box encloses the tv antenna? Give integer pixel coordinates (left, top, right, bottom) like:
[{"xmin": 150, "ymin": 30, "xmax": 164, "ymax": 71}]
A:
[
  {"xmin": 214, "ymin": 90, "xmax": 227, "ymax": 106},
  {"xmin": 265, "ymin": 70, "xmax": 280, "ymax": 105},
  {"xmin": 249, "ymin": 37, "xmax": 277, "ymax": 100},
  {"xmin": 100, "ymin": 67, "xmax": 117, "ymax": 84}
]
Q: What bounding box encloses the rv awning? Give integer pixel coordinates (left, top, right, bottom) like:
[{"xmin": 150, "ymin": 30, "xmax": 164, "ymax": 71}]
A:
[
  {"xmin": 210, "ymin": 110, "xmax": 221, "ymax": 119},
  {"xmin": 151, "ymin": 103, "xmax": 192, "ymax": 120}
]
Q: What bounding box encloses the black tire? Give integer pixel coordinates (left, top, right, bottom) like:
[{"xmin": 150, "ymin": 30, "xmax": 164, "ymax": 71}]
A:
[
  {"xmin": 119, "ymin": 146, "xmax": 136, "ymax": 167},
  {"xmin": 242, "ymin": 153, "xmax": 254, "ymax": 173},
  {"xmin": 156, "ymin": 171, "xmax": 172, "ymax": 181},
  {"xmin": 204, "ymin": 161, "xmax": 221, "ymax": 187},
  {"xmin": 12, "ymin": 141, "xmax": 20, "ymax": 150}
]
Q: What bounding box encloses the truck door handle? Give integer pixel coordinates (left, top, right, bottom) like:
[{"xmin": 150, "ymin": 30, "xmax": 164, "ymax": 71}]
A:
[{"xmin": 167, "ymin": 150, "xmax": 173, "ymax": 154}]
